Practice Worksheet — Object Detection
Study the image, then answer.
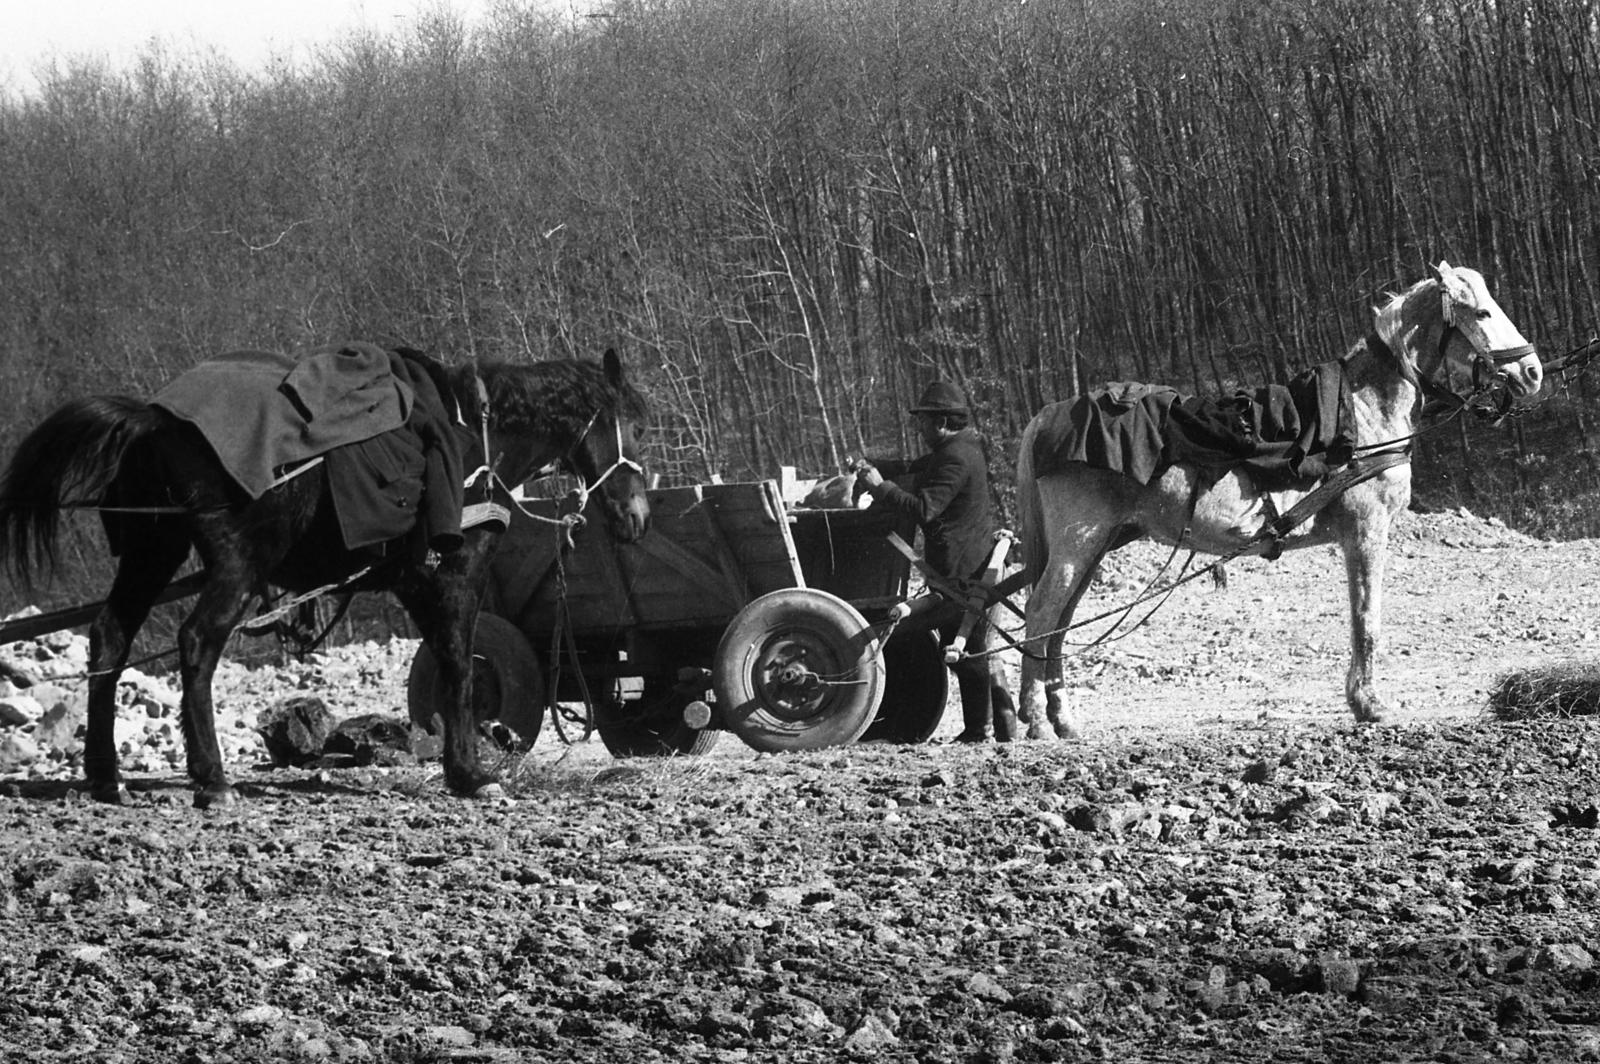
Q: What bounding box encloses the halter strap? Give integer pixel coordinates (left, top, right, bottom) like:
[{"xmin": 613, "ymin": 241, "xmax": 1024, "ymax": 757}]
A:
[
  {"xmin": 469, "ymin": 404, "xmax": 644, "ymax": 535},
  {"xmin": 1369, "ymin": 314, "xmax": 1532, "ymax": 417},
  {"xmin": 1440, "ymin": 288, "xmax": 1538, "ymax": 366},
  {"xmin": 567, "ymin": 416, "xmax": 645, "ymax": 514},
  {"xmin": 1485, "ymin": 343, "xmax": 1538, "ymax": 365}
]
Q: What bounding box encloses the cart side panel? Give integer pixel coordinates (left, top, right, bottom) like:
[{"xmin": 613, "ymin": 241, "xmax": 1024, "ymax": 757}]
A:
[
  {"xmin": 614, "ymin": 485, "xmax": 752, "ymax": 630},
  {"xmin": 790, "ymin": 504, "xmax": 917, "ymax": 611},
  {"xmin": 488, "ymin": 480, "xmax": 807, "ymax": 644},
  {"xmin": 700, "ymin": 481, "xmax": 805, "ymax": 598}
]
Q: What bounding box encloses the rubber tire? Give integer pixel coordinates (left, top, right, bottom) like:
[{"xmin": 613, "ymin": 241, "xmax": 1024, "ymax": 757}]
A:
[
  {"xmin": 713, "ymin": 588, "xmax": 885, "ymax": 752},
  {"xmin": 594, "ymin": 679, "xmax": 722, "ymax": 758},
  {"xmin": 861, "ymin": 628, "xmax": 948, "ymax": 744},
  {"xmin": 407, "ymin": 613, "xmax": 546, "ymax": 747}
]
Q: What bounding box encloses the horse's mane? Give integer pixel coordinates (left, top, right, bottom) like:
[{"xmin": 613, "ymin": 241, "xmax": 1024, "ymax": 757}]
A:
[
  {"xmin": 1370, "ymin": 275, "xmax": 1435, "ymax": 346},
  {"xmin": 442, "ymin": 358, "xmax": 650, "ymax": 438}
]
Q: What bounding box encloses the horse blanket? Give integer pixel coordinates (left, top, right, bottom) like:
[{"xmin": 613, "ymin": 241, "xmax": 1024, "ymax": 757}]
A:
[
  {"xmin": 154, "ymin": 344, "xmax": 470, "ymax": 553},
  {"xmin": 1029, "ymin": 359, "xmax": 1356, "ymax": 491}
]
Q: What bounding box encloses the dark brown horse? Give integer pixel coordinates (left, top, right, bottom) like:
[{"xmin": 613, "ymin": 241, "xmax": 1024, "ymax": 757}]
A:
[{"xmin": 0, "ymin": 348, "xmax": 650, "ymax": 806}]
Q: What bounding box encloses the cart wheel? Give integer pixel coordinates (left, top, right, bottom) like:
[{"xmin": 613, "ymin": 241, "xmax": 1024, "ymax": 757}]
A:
[
  {"xmin": 861, "ymin": 628, "xmax": 948, "ymax": 744},
  {"xmin": 713, "ymin": 588, "xmax": 885, "ymax": 752},
  {"xmin": 595, "ymin": 678, "xmax": 722, "ymax": 758},
  {"xmin": 407, "ymin": 613, "xmax": 546, "ymax": 747}
]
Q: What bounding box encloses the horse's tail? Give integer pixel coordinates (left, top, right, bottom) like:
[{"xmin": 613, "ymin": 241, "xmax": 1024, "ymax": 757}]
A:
[
  {"xmin": 1015, "ymin": 413, "xmax": 1045, "ymax": 589},
  {"xmin": 0, "ymin": 396, "xmax": 163, "ymax": 585}
]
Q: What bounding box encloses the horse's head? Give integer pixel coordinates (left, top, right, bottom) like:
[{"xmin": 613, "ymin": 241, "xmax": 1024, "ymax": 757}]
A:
[
  {"xmin": 1430, "ymin": 261, "xmax": 1543, "ymax": 400},
  {"xmin": 475, "ymin": 349, "xmax": 652, "ymax": 544},
  {"xmin": 563, "ymin": 350, "xmax": 652, "ymax": 543}
]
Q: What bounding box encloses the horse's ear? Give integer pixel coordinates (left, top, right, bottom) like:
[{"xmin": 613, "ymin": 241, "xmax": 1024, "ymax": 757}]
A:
[
  {"xmin": 1435, "ymin": 262, "xmax": 1473, "ymax": 305},
  {"xmin": 603, "ymin": 347, "xmax": 624, "ymax": 389}
]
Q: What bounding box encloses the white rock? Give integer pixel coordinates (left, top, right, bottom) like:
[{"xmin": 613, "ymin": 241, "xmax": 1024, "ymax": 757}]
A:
[
  {"xmin": 0, "ymin": 732, "xmax": 42, "ymax": 771},
  {"xmin": 114, "ymin": 716, "xmax": 153, "ymax": 752},
  {"xmin": 234, "ymin": 1005, "xmax": 285, "ymax": 1027}
]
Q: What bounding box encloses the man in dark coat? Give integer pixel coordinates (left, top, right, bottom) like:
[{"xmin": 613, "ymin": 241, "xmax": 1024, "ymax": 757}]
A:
[{"xmin": 855, "ymin": 381, "xmax": 1019, "ymax": 743}]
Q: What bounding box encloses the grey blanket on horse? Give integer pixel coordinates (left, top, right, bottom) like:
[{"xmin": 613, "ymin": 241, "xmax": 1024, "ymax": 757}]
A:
[
  {"xmin": 1030, "ymin": 359, "xmax": 1355, "ymax": 490},
  {"xmin": 154, "ymin": 344, "xmax": 469, "ymax": 552}
]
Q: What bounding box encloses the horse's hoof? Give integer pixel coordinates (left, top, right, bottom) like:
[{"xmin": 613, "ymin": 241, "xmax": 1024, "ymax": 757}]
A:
[
  {"xmin": 90, "ymin": 783, "xmax": 134, "ymax": 805},
  {"xmin": 193, "ymin": 785, "xmax": 240, "ymax": 810},
  {"xmin": 1026, "ymin": 726, "xmax": 1055, "ymax": 742},
  {"xmin": 1350, "ymin": 699, "xmax": 1385, "ymax": 724},
  {"xmin": 471, "ymin": 782, "xmax": 507, "ymax": 802}
]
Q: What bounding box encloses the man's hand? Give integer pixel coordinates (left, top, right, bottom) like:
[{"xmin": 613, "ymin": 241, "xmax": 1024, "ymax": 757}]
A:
[{"xmin": 852, "ymin": 458, "xmax": 884, "ymax": 489}]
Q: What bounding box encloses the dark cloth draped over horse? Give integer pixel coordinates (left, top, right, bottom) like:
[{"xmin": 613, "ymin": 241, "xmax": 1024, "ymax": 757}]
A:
[
  {"xmin": 1029, "ymin": 359, "xmax": 1356, "ymax": 490},
  {"xmin": 153, "ymin": 344, "xmax": 471, "ymax": 553}
]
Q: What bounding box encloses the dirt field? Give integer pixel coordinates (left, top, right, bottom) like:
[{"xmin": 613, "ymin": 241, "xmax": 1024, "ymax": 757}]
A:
[{"xmin": 4, "ymin": 507, "xmax": 1600, "ymax": 1063}]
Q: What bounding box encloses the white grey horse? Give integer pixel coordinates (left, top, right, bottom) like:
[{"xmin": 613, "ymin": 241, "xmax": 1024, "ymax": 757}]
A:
[{"xmin": 1015, "ymin": 263, "xmax": 1544, "ymax": 738}]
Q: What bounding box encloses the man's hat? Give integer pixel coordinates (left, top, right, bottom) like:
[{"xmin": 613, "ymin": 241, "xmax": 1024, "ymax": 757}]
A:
[{"xmin": 909, "ymin": 380, "xmax": 969, "ymax": 415}]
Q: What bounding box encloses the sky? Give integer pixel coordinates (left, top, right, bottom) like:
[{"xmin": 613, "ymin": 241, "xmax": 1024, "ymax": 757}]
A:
[{"xmin": 0, "ymin": 0, "xmax": 510, "ymax": 98}]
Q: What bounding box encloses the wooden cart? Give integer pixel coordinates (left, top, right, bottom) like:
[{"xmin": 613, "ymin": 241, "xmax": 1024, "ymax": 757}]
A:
[{"xmin": 407, "ymin": 480, "xmax": 953, "ymax": 757}]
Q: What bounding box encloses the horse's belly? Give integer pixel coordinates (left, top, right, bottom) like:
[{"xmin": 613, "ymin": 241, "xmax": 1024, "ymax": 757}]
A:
[{"xmin": 1145, "ymin": 467, "xmax": 1326, "ymax": 555}]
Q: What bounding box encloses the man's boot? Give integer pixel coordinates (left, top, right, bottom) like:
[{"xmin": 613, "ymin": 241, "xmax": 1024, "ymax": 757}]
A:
[
  {"xmin": 954, "ymin": 670, "xmax": 991, "ymax": 743},
  {"xmin": 992, "ymin": 686, "xmax": 1020, "ymax": 743},
  {"xmin": 955, "ymin": 710, "xmax": 990, "ymax": 742}
]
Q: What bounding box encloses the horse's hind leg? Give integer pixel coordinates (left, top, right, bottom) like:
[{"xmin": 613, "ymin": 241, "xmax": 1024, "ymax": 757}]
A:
[
  {"xmin": 1019, "ymin": 542, "xmax": 1105, "ymax": 741},
  {"xmin": 175, "ymin": 563, "xmax": 256, "ymax": 808},
  {"xmin": 84, "ymin": 530, "xmax": 189, "ymax": 803},
  {"xmin": 1339, "ymin": 516, "xmax": 1394, "ymax": 724}
]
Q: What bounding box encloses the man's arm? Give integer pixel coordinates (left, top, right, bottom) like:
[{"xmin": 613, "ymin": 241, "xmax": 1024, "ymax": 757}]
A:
[{"xmin": 863, "ymin": 450, "xmax": 967, "ymax": 525}]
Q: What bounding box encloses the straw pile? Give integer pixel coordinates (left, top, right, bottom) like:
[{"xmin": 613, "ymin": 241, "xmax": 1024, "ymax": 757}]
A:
[{"xmin": 1487, "ymin": 660, "xmax": 1600, "ymax": 720}]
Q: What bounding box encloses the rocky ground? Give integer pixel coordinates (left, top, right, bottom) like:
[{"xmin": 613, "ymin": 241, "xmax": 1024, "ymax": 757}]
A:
[{"xmin": 4, "ymin": 507, "xmax": 1600, "ymax": 1062}]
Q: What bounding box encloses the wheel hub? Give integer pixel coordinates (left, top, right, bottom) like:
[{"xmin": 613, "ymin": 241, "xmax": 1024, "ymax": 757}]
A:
[{"xmin": 756, "ymin": 638, "xmax": 833, "ymax": 720}]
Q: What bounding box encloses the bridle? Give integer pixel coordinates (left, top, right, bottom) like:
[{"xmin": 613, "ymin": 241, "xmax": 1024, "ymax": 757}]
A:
[
  {"xmin": 1391, "ymin": 286, "xmax": 1538, "ymax": 420},
  {"xmin": 466, "ymin": 398, "xmax": 645, "ymax": 530},
  {"xmin": 560, "ymin": 410, "xmax": 646, "ymax": 515}
]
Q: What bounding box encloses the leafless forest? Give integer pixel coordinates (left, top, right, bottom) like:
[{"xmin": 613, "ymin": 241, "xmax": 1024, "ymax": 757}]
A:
[{"xmin": 4, "ymin": 0, "xmax": 1600, "ymax": 610}]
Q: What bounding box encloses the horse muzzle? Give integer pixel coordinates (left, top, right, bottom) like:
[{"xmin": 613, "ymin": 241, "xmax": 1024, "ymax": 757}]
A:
[
  {"xmin": 604, "ymin": 488, "xmax": 652, "ymax": 544},
  {"xmin": 1478, "ymin": 346, "xmax": 1542, "ymax": 398}
]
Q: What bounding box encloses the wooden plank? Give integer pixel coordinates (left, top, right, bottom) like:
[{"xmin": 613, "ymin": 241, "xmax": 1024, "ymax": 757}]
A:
[
  {"xmin": 625, "ymin": 593, "xmax": 741, "ymax": 630},
  {"xmin": 791, "ymin": 504, "xmax": 915, "ymax": 603},
  {"xmin": 761, "ymin": 479, "xmax": 805, "ymax": 593},
  {"xmin": 698, "ymin": 498, "xmax": 758, "ymax": 605},
  {"xmin": 700, "ymin": 481, "xmax": 803, "ymax": 599},
  {"xmin": 586, "ymin": 526, "xmax": 640, "ymax": 629},
  {"xmin": 623, "ymin": 532, "xmax": 746, "ymax": 615}
]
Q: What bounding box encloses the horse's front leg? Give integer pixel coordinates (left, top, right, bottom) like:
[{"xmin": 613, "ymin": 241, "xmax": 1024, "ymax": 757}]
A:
[
  {"xmin": 176, "ymin": 575, "xmax": 255, "ymax": 809},
  {"xmin": 398, "ymin": 535, "xmax": 501, "ymax": 798},
  {"xmin": 1338, "ymin": 519, "xmax": 1392, "ymax": 724},
  {"xmin": 430, "ymin": 606, "xmax": 500, "ymax": 798}
]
